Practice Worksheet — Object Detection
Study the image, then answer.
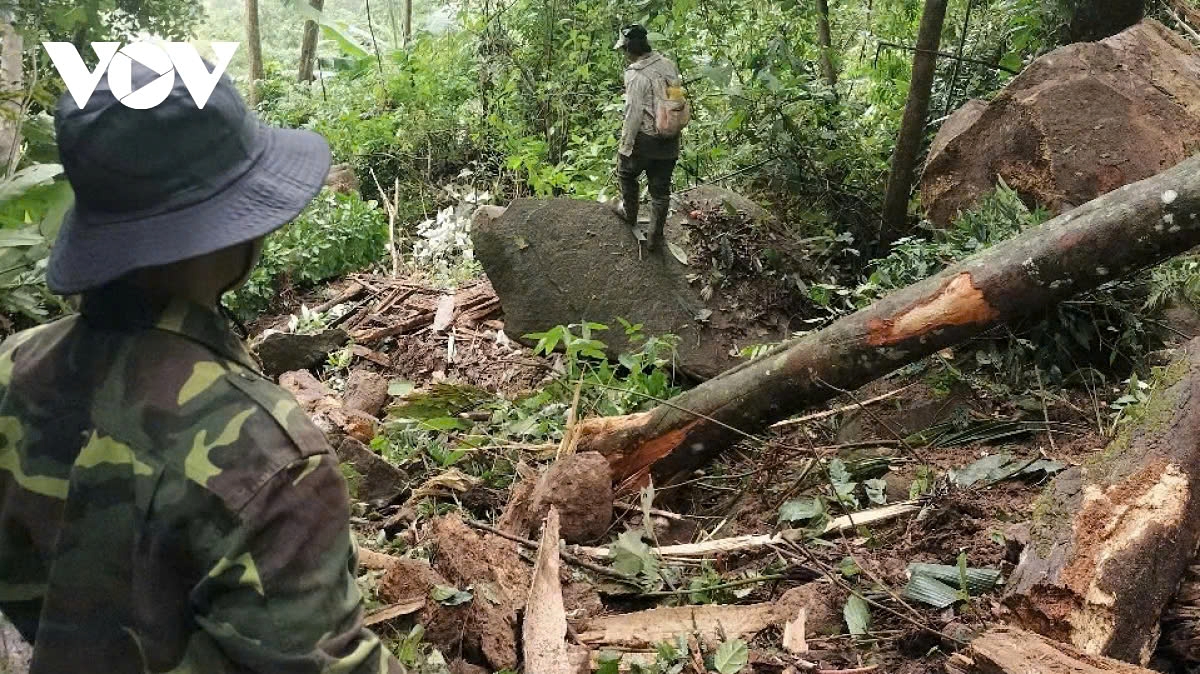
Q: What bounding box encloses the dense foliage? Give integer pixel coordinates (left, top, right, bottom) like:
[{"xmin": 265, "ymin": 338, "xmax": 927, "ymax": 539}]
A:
[{"xmin": 229, "ymin": 189, "xmax": 389, "ymax": 316}]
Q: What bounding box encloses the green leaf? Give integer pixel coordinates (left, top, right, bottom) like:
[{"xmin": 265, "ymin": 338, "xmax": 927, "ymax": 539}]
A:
[
  {"xmin": 907, "ymin": 563, "xmax": 1003, "ymax": 594},
  {"xmin": 596, "ymin": 652, "xmax": 622, "ymax": 674},
  {"xmin": 712, "ymin": 639, "xmax": 749, "ymax": 674},
  {"xmin": 610, "ymin": 529, "xmax": 658, "ymax": 584},
  {"xmin": 430, "ymin": 585, "xmax": 473, "ymax": 606},
  {"xmin": 829, "ymin": 458, "xmax": 852, "ymax": 485},
  {"xmin": 843, "ymin": 594, "xmax": 871, "ymax": 635},
  {"xmin": 778, "ymin": 496, "xmax": 825, "ymax": 523},
  {"xmin": 865, "ymin": 478, "xmax": 888, "ymax": 505},
  {"xmin": 902, "ymin": 574, "xmax": 960, "ymax": 609},
  {"xmin": 949, "ymin": 454, "xmax": 1012, "ymax": 488},
  {"xmin": 388, "ymin": 379, "xmax": 415, "ymax": 397},
  {"xmin": 838, "ymin": 557, "xmax": 861, "ymax": 578},
  {"xmin": 0, "ymin": 164, "xmax": 63, "ymax": 202},
  {"xmin": 321, "ymin": 23, "xmax": 370, "ymax": 61},
  {"xmin": 0, "ymin": 228, "xmax": 45, "ymax": 248},
  {"xmin": 418, "ymin": 416, "xmax": 471, "ymax": 432}
]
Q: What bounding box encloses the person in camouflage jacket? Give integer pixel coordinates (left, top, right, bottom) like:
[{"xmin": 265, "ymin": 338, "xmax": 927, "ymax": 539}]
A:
[{"xmin": 0, "ymin": 62, "xmax": 403, "ymax": 672}]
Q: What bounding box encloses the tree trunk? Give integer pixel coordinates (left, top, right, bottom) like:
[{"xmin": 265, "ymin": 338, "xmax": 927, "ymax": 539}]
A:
[
  {"xmin": 298, "ymin": 0, "xmax": 326, "ymax": 83},
  {"xmin": 880, "ymin": 0, "xmax": 949, "ymax": 236},
  {"xmin": 0, "ymin": 10, "xmax": 22, "ymax": 177},
  {"xmin": 1003, "ymin": 340, "xmax": 1200, "ymax": 665},
  {"xmin": 245, "ymin": 0, "xmax": 265, "ymax": 106},
  {"xmin": 815, "ymin": 0, "xmax": 837, "ymax": 88},
  {"xmin": 403, "ymin": 0, "xmax": 413, "ymax": 45},
  {"xmin": 570, "ymin": 154, "xmax": 1200, "ymax": 493},
  {"xmin": 946, "ymin": 627, "xmax": 1155, "ymax": 674}
]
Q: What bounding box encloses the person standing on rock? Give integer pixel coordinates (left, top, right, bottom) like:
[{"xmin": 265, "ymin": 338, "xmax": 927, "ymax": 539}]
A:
[
  {"xmin": 0, "ymin": 65, "xmax": 403, "ymax": 673},
  {"xmin": 614, "ymin": 24, "xmax": 690, "ymax": 254}
]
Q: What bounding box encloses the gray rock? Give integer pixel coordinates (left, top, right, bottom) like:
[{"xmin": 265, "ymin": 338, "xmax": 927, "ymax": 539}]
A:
[
  {"xmin": 336, "ymin": 436, "xmax": 406, "ymax": 504},
  {"xmin": 255, "ymin": 328, "xmax": 349, "ymax": 377},
  {"xmin": 472, "ymin": 197, "xmax": 777, "ymax": 380}
]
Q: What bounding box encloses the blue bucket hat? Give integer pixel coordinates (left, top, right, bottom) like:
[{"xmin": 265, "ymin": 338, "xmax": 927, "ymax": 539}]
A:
[{"xmin": 47, "ymin": 61, "xmax": 331, "ymax": 295}]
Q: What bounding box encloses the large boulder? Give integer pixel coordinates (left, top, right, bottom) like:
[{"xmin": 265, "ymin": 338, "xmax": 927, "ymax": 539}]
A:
[
  {"xmin": 472, "ymin": 196, "xmax": 779, "ymax": 379},
  {"xmin": 922, "ymin": 20, "xmax": 1200, "ymax": 226}
]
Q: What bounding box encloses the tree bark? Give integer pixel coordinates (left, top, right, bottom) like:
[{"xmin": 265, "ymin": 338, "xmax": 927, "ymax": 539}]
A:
[
  {"xmin": 815, "ymin": 0, "xmax": 837, "ymax": 88},
  {"xmin": 880, "ymin": 0, "xmax": 948, "ymax": 236},
  {"xmin": 946, "ymin": 626, "xmax": 1156, "ymax": 674},
  {"xmin": 0, "ymin": 10, "xmax": 22, "ymax": 177},
  {"xmin": 1161, "ymin": 565, "xmax": 1200, "ymax": 664},
  {"xmin": 570, "ymin": 154, "xmax": 1200, "ymax": 494},
  {"xmin": 245, "ymin": 0, "xmax": 265, "ymax": 106},
  {"xmin": 298, "ymin": 0, "xmax": 326, "ymax": 83},
  {"xmin": 1003, "ymin": 340, "xmax": 1200, "ymax": 665}
]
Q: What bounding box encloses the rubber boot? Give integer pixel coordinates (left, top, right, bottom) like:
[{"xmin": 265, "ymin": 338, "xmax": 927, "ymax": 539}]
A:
[{"xmin": 646, "ymin": 198, "xmax": 669, "ymax": 253}]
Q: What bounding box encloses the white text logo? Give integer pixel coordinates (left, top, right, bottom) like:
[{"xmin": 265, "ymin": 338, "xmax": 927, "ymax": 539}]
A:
[{"xmin": 42, "ymin": 42, "xmax": 240, "ymax": 110}]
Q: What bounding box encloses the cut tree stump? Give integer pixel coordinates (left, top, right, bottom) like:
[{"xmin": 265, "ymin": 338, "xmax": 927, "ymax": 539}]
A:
[
  {"xmin": 946, "ymin": 626, "xmax": 1156, "ymax": 673},
  {"xmin": 569, "ymin": 154, "xmax": 1200, "ymax": 492},
  {"xmin": 1003, "ymin": 339, "xmax": 1200, "ymax": 665}
]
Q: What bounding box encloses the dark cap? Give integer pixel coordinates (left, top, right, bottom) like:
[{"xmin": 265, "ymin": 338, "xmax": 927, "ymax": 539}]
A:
[
  {"xmin": 48, "ymin": 58, "xmax": 331, "ymax": 295},
  {"xmin": 613, "ymin": 24, "xmax": 649, "ymax": 50}
]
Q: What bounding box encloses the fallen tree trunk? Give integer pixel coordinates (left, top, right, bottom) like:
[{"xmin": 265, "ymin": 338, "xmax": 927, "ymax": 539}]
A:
[
  {"xmin": 1161, "ymin": 565, "xmax": 1200, "ymax": 663},
  {"xmin": 1003, "ymin": 339, "xmax": 1200, "ymax": 665},
  {"xmin": 946, "ymin": 626, "xmax": 1156, "ymax": 674},
  {"xmin": 571, "ymin": 154, "xmax": 1200, "ymax": 492}
]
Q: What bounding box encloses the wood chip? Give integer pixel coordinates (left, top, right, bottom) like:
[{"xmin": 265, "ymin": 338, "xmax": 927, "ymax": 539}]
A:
[
  {"xmin": 577, "ymin": 602, "xmax": 777, "ymax": 648},
  {"xmin": 432, "ymin": 294, "xmax": 456, "ymax": 332},
  {"xmin": 782, "ymin": 607, "xmax": 808, "ymax": 654},
  {"xmin": 523, "ymin": 508, "xmax": 572, "ymax": 674}
]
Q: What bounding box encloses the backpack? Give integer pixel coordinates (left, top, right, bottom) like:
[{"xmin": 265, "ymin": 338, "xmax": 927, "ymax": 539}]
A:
[{"xmin": 652, "ymin": 72, "xmax": 691, "ymax": 137}]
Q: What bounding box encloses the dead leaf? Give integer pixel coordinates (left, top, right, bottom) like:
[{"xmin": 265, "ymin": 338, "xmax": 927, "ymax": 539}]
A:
[
  {"xmin": 408, "ymin": 469, "xmax": 483, "ymax": 502},
  {"xmin": 667, "ymin": 241, "xmax": 689, "ymax": 265},
  {"xmin": 523, "ymin": 508, "xmax": 572, "ymax": 674},
  {"xmin": 364, "ymin": 599, "xmax": 425, "ymax": 627}
]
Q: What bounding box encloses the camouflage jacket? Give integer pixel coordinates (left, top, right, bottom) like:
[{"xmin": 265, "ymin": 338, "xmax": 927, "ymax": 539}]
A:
[{"xmin": 0, "ymin": 284, "xmax": 402, "ymax": 673}]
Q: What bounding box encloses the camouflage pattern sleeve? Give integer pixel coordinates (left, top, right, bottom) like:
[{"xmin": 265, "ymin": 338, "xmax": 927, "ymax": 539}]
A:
[{"xmin": 189, "ymin": 452, "xmax": 402, "ymax": 673}]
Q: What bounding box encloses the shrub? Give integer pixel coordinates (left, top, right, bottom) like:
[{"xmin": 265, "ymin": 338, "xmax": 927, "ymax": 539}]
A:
[{"xmin": 228, "ymin": 189, "xmax": 388, "ymax": 317}]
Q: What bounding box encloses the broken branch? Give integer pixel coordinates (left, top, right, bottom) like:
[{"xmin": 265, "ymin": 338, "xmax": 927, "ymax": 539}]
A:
[{"xmin": 574, "ymin": 501, "xmax": 922, "ymax": 560}]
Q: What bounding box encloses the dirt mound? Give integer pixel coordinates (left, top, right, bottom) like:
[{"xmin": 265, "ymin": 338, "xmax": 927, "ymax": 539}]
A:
[
  {"xmin": 922, "ymin": 20, "xmax": 1200, "ymax": 226},
  {"xmin": 472, "ymin": 196, "xmax": 784, "ymax": 380},
  {"xmin": 498, "ymin": 452, "xmax": 613, "ymax": 544},
  {"xmin": 377, "ymin": 515, "xmax": 530, "ymax": 670}
]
